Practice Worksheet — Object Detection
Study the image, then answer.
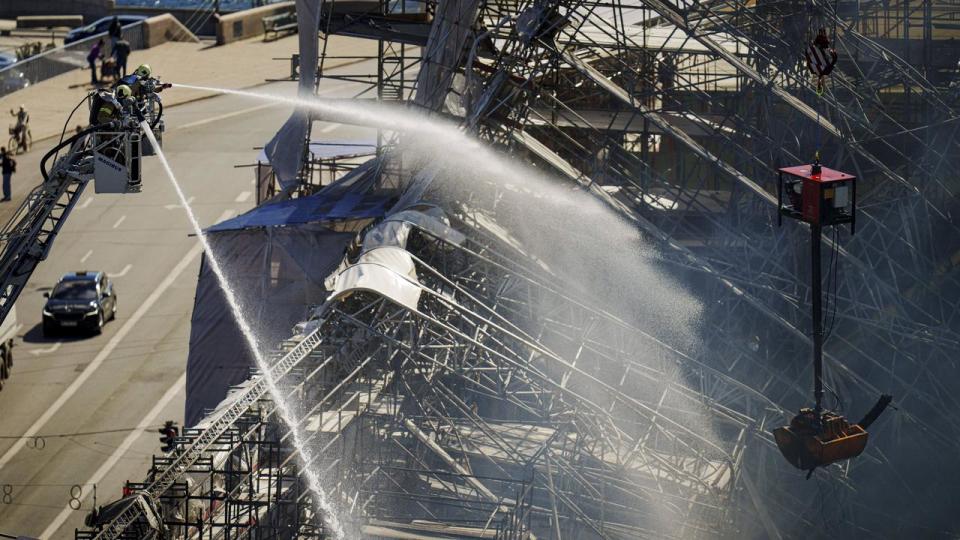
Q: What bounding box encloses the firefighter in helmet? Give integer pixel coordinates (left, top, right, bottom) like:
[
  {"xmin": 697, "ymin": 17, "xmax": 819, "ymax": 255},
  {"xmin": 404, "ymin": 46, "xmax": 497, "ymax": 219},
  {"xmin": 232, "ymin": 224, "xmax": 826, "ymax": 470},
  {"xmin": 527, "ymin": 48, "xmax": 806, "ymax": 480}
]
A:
[
  {"xmin": 89, "ymin": 85, "xmax": 126, "ymax": 126},
  {"xmin": 115, "ymin": 64, "xmax": 152, "ymax": 98}
]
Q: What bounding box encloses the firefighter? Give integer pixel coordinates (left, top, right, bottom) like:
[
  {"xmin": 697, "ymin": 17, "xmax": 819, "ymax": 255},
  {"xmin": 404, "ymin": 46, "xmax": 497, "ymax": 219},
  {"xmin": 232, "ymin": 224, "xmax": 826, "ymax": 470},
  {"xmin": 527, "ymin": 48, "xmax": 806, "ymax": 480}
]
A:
[
  {"xmin": 116, "ymin": 64, "xmax": 153, "ymax": 98},
  {"xmin": 89, "ymin": 87, "xmax": 123, "ymax": 126},
  {"xmin": 115, "ymin": 84, "xmax": 145, "ymax": 123}
]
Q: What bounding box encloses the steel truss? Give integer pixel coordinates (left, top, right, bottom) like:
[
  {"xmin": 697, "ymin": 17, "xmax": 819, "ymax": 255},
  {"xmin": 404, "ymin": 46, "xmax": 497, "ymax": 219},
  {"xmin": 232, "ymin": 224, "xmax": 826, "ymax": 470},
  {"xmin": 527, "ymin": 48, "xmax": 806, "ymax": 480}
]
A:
[
  {"xmin": 87, "ymin": 209, "xmax": 762, "ymax": 538},
  {"xmin": 456, "ymin": 0, "xmax": 960, "ymax": 534},
  {"xmin": 82, "ymin": 0, "xmax": 960, "ymax": 538}
]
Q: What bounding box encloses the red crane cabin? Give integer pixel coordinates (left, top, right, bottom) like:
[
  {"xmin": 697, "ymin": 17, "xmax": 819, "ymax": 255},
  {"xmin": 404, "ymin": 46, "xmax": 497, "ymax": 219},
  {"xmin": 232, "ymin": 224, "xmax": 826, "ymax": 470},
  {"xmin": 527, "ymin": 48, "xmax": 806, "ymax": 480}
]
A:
[{"xmin": 777, "ymin": 164, "xmax": 856, "ymax": 232}]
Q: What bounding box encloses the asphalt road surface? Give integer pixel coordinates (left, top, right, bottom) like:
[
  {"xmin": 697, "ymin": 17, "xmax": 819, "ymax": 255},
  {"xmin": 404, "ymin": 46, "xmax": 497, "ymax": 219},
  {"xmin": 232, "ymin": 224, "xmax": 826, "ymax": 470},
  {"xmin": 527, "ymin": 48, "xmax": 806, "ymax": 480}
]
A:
[{"xmin": 0, "ymin": 69, "xmax": 374, "ymax": 538}]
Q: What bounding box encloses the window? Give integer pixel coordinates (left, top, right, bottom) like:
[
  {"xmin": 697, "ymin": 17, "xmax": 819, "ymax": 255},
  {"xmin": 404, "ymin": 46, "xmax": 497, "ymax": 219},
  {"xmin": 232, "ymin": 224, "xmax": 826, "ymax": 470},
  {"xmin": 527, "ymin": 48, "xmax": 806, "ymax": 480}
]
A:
[{"xmin": 51, "ymin": 281, "xmax": 97, "ymax": 301}]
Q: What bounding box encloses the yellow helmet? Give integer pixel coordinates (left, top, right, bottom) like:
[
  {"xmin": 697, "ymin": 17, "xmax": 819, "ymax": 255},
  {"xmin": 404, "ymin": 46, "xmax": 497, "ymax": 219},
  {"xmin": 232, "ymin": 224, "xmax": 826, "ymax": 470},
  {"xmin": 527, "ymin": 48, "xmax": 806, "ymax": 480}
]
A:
[
  {"xmin": 134, "ymin": 64, "xmax": 152, "ymax": 78},
  {"xmin": 115, "ymin": 84, "xmax": 132, "ymax": 99}
]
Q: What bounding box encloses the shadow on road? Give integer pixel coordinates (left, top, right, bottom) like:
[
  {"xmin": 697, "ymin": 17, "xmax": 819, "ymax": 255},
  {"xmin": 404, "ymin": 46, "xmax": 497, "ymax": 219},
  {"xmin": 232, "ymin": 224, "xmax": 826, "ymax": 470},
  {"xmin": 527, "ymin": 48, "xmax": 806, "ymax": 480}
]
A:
[{"xmin": 21, "ymin": 322, "xmax": 95, "ymax": 344}]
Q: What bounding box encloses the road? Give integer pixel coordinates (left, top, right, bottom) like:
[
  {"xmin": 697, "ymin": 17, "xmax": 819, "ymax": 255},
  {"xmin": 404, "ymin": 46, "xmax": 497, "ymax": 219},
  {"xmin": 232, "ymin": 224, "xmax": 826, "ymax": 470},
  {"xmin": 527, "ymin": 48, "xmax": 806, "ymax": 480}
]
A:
[{"xmin": 0, "ymin": 69, "xmax": 373, "ymax": 538}]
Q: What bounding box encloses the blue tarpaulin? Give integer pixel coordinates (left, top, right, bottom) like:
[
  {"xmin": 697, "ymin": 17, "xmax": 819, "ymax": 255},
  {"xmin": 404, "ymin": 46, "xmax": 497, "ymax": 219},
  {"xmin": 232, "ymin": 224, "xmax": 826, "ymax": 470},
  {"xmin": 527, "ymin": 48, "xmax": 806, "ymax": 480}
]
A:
[
  {"xmin": 208, "ymin": 160, "xmax": 393, "ymax": 232},
  {"xmin": 207, "ymin": 191, "xmax": 392, "ymax": 232}
]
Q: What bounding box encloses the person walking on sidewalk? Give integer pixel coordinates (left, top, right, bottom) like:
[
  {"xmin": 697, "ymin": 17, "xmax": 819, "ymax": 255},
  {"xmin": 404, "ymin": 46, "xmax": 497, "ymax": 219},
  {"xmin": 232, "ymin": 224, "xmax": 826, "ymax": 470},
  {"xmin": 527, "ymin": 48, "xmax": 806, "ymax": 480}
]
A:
[
  {"xmin": 109, "ymin": 16, "xmax": 122, "ymax": 43},
  {"xmin": 108, "ymin": 16, "xmax": 122, "ymax": 59},
  {"xmin": 88, "ymin": 39, "xmax": 104, "ymax": 86},
  {"xmin": 113, "ymin": 39, "xmax": 131, "ymax": 77},
  {"xmin": 0, "ymin": 148, "xmax": 15, "ymax": 202}
]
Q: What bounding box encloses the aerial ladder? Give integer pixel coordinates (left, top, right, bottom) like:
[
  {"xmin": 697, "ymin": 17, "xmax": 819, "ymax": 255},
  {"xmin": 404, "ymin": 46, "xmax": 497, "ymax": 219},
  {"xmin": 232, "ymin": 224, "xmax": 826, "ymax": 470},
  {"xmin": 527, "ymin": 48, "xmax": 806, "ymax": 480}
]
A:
[
  {"xmin": 82, "ymin": 324, "xmax": 329, "ymax": 539},
  {"xmin": 0, "ymin": 75, "xmax": 167, "ymax": 331}
]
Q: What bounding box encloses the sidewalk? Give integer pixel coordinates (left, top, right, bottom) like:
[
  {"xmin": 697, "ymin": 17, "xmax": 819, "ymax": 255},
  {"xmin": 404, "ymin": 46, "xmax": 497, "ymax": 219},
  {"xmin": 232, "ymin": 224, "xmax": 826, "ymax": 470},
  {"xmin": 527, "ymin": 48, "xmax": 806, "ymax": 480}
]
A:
[
  {"xmin": 0, "ymin": 33, "xmax": 377, "ymax": 144},
  {"xmin": 0, "ymin": 19, "xmax": 66, "ymax": 58}
]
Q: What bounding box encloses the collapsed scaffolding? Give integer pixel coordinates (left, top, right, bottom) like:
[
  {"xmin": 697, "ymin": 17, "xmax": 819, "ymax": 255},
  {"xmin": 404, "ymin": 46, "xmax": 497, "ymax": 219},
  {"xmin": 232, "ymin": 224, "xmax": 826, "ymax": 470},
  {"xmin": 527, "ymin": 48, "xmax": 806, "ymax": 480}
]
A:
[
  {"xmin": 80, "ymin": 0, "xmax": 960, "ymax": 538},
  {"xmin": 83, "ymin": 207, "xmax": 752, "ymax": 539}
]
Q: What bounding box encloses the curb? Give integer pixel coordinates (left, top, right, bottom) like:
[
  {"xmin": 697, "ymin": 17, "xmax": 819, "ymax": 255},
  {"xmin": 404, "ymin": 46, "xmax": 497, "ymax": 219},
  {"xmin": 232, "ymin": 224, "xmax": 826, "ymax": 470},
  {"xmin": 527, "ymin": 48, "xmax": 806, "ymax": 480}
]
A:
[{"xmin": 30, "ymin": 56, "xmax": 370, "ymax": 146}]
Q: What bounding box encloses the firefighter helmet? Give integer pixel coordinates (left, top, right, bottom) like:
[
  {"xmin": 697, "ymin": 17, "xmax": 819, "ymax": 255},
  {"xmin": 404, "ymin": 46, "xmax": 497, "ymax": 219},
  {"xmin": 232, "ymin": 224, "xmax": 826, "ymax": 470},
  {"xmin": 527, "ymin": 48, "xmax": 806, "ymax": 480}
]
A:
[
  {"xmin": 115, "ymin": 84, "xmax": 132, "ymax": 99},
  {"xmin": 134, "ymin": 64, "xmax": 152, "ymax": 79}
]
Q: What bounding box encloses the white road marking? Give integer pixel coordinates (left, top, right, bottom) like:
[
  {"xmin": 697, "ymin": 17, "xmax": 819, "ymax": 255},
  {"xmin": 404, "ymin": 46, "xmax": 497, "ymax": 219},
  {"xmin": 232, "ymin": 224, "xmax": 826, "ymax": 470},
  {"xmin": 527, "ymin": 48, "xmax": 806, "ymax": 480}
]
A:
[
  {"xmin": 0, "ymin": 209, "xmax": 233, "ymax": 473},
  {"xmin": 78, "ymin": 197, "xmax": 93, "ymax": 210},
  {"xmin": 109, "ymin": 264, "xmax": 132, "ymax": 278},
  {"xmin": 30, "ymin": 342, "xmax": 61, "ymax": 356},
  {"xmin": 39, "ymin": 372, "xmax": 186, "ymax": 540},
  {"xmin": 80, "ymin": 249, "xmax": 93, "ymax": 264},
  {"xmin": 164, "ymin": 196, "xmax": 195, "ymax": 210},
  {"xmin": 234, "ymin": 191, "xmax": 251, "ymax": 203},
  {"xmin": 320, "ymin": 122, "xmax": 341, "ymax": 133},
  {"xmin": 177, "ymin": 102, "xmax": 280, "ymax": 130},
  {"xmin": 112, "ymin": 215, "xmax": 126, "ymax": 229}
]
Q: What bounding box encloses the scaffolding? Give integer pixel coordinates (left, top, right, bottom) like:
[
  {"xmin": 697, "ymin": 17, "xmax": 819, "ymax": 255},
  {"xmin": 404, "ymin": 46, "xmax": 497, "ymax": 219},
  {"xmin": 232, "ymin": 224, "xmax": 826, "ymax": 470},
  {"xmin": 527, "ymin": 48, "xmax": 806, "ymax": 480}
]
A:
[{"xmin": 80, "ymin": 0, "xmax": 960, "ymax": 538}]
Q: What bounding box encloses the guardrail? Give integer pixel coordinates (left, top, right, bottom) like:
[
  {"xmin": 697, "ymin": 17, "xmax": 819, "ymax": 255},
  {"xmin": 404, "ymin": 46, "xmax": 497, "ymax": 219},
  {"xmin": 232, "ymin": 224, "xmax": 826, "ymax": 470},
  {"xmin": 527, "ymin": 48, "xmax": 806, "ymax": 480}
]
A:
[{"xmin": 0, "ymin": 22, "xmax": 146, "ymax": 99}]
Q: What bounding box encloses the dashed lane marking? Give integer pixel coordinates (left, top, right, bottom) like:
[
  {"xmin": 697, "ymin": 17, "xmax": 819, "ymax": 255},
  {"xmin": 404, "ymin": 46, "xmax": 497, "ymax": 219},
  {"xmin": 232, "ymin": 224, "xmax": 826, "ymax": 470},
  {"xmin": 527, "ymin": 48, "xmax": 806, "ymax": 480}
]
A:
[
  {"xmin": 164, "ymin": 196, "xmax": 195, "ymax": 210},
  {"xmin": 30, "ymin": 342, "xmax": 61, "ymax": 356},
  {"xmin": 0, "ymin": 209, "xmax": 233, "ymax": 473},
  {"xmin": 39, "ymin": 373, "xmax": 186, "ymax": 539},
  {"xmin": 109, "ymin": 264, "xmax": 132, "ymax": 278}
]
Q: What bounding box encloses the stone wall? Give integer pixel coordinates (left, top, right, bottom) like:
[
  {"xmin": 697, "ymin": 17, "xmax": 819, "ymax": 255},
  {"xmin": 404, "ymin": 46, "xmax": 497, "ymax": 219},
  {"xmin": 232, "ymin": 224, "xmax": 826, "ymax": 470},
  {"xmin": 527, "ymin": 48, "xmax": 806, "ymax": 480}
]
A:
[
  {"xmin": 16, "ymin": 15, "xmax": 84, "ymax": 29},
  {"xmin": 116, "ymin": 7, "xmax": 219, "ymax": 37},
  {"xmin": 215, "ymin": 1, "xmax": 295, "ymax": 45},
  {"xmin": 143, "ymin": 13, "xmax": 200, "ymax": 47},
  {"xmin": 0, "ymin": 0, "xmax": 114, "ymax": 22}
]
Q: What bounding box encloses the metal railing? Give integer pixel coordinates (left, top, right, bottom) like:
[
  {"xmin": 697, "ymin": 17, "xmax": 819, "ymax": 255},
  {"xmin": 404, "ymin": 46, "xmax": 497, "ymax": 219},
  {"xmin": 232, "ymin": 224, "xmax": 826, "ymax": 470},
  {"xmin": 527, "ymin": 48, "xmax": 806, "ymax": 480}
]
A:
[{"xmin": 0, "ymin": 22, "xmax": 146, "ymax": 98}]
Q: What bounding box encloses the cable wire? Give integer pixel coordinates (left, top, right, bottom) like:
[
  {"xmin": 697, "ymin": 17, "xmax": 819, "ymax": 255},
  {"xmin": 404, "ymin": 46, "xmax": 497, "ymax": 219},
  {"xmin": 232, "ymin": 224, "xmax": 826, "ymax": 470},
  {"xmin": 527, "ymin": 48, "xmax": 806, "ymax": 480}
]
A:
[
  {"xmin": 50, "ymin": 92, "xmax": 92, "ymax": 170},
  {"xmin": 0, "ymin": 425, "xmax": 164, "ymax": 439}
]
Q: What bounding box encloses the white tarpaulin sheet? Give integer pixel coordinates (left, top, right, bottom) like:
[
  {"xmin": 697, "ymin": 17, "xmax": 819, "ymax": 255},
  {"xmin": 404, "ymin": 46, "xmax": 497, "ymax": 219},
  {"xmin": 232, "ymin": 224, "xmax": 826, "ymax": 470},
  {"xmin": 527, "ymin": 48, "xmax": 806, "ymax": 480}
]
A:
[
  {"xmin": 363, "ymin": 208, "xmax": 466, "ymax": 251},
  {"xmin": 327, "ymin": 246, "xmax": 422, "ymax": 311},
  {"xmin": 263, "ymin": 0, "xmax": 322, "ymax": 190}
]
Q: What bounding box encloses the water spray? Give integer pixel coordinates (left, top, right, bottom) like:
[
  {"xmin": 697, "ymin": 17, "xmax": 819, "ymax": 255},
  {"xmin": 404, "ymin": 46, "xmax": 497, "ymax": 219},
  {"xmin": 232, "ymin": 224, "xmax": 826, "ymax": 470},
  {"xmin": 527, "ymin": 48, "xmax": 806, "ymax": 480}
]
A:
[
  {"xmin": 168, "ymin": 83, "xmax": 705, "ymax": 350},
  {"xmin": 161, "ymin": 83, "xmax": 717, "ymax": 534},
  {"xmin": 139, "ymin": 122, "xmax": 346, "ymax": 539}
]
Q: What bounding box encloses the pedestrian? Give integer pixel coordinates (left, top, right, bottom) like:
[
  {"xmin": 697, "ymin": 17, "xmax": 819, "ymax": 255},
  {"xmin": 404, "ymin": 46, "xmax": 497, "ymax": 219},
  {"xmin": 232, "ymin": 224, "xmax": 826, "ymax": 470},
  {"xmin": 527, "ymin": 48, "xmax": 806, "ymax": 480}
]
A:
[
  {"xmin": 108, "ymin": 16, "xmax": 122, "ymax": 49},
  {"xmin": 0, "ymin": 148, "xmax": 15, "ymax": 202},
  {"xmin": 88, "ymin": 39, "xmax": 104, "ymax": 86},
  {"xmin": 113, "ymin": 39, "xmax": 130, "ymax": 77}
]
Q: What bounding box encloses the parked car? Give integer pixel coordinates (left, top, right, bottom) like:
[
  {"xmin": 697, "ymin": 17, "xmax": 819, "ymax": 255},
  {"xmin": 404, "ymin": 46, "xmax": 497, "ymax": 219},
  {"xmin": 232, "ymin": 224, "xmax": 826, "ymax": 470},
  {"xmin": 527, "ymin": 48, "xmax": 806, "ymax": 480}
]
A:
[
  {"xmin": 0, "ymin": 68, "xmax": 29, "ymax": 95},
  {"xmin": 0, "ymin": 53, "xmax": 16, "ymax": 70},
  {"xmin": 43, "ymin": 271, "xmax": 117, "ymax": 336},
  {"xmin": 64, "ymin": 15, "xmax": 148, "ymax": 45}
]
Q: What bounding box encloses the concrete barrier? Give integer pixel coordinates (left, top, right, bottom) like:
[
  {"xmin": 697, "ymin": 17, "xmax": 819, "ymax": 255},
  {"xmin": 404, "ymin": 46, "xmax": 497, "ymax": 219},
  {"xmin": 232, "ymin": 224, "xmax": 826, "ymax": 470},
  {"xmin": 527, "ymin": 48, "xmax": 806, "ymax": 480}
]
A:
[
  {"xmin": 142, "ymin": 14, "xmax": 200, "ymax": 47},
  {"xmin": 16, "ymin": 15, "xmax": 83, "ymax": 29},
  {"xmin": 215, "ymin": 2, "xmax": 295, "ymax": 46},
  {"xmin": 117, "ymin": 7, "xmax": 219, "ymax": 37},
  {"xmin": 0, "ymin": 0, "xmax": 113, "ymax": 22}
]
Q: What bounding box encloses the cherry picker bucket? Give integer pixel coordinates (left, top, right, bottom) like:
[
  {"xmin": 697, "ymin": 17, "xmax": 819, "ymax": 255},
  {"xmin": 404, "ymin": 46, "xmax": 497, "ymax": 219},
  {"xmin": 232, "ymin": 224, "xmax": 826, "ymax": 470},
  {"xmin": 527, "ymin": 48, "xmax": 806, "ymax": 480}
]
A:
[{"xmin": 773, "ymin": 395, "xmax": 892, "ymax": 471}]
